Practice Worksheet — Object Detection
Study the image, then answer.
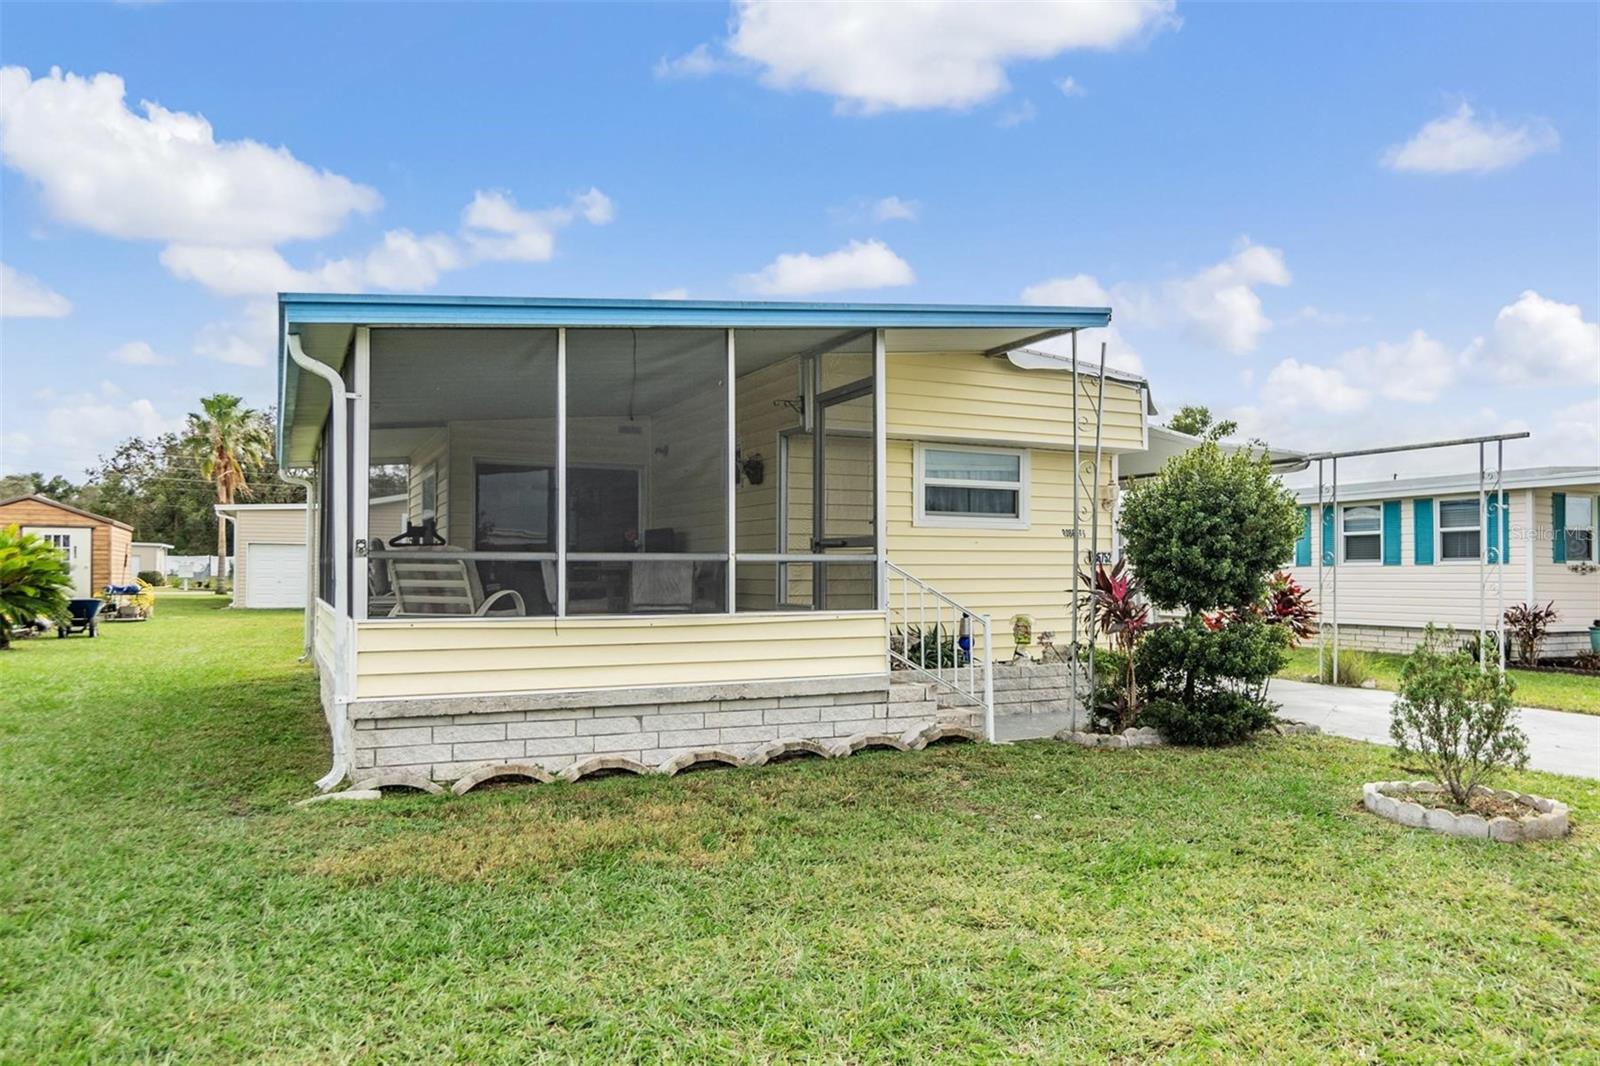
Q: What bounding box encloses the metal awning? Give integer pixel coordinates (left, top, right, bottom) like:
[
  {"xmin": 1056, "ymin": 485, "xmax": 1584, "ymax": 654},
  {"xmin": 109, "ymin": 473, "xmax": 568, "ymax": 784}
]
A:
[{"xmin": 277, "ymin": 293, "xmax": 1113, "ymax": 464}]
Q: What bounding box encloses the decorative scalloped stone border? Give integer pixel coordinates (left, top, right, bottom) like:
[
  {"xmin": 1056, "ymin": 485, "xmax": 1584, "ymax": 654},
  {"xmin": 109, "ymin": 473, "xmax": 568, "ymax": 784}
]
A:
[
  {"xmin": 1362, "ymin": 781, "xmax": 1570, "ymax": 842},
  {"xmin": 451, "ymin": 762, "xmax": 556, "ymax": 795},
  {"xmin": 348, "ymin": 771, "xmax": 445, "ymax": 795},
  {"xmin": 560, "ymin": 755, "xmax": 652, "ymax": 783},
  {"xmin": 311, "ymin": 724, "xmax": 985, "ymax": 803}
]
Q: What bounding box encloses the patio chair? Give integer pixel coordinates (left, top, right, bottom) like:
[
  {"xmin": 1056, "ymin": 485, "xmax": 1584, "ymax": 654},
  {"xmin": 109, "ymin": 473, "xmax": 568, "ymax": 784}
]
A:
[
  {"xmin": 387, "ymin": 553, "xmax": 526, "ymax": 617},
  {"xmin": 629, "ymin": 559, "xmax": 695, "ymax": 612}
]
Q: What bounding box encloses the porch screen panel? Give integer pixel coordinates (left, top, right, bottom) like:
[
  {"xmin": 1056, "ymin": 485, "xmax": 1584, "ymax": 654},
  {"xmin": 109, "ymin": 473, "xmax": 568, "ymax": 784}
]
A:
[
  {"xmin": 564, "ymin": 329, "xmax": 728, "ymax": 614},
  {"xmin": 367, "ymin": 328, "xmax": 558, "ymax": 618}
]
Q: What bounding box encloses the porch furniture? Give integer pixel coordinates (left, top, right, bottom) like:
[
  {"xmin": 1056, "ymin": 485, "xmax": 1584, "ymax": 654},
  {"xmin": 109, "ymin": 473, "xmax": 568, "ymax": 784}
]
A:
[
  {"xmin": 56, "ymin": 598, "xmax": 103, "ymax": 638},
  {"xmin": 388, "ymin": 554, "xmax": 526, "ymax": 617}
]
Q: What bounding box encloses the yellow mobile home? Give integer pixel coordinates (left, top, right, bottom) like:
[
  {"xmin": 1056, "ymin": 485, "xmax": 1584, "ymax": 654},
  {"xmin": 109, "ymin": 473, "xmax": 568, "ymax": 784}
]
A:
[{"xmin": 278, "ymin": 294, "xmax": 1153, "ymax": 791}]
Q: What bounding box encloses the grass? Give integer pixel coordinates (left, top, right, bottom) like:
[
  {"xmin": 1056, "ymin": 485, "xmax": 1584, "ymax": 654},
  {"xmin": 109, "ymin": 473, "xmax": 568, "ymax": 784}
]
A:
[
  {"xmin": 1279, "ymin": 645, "xmax": 1600, "ymax": 716},
  {"xmin": 3, "ymin": 592, "xmax": 1597, "ymax": 1063}
]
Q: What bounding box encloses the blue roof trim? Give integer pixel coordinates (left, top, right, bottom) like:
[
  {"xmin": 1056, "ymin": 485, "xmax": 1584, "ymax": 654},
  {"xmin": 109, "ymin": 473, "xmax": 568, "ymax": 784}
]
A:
[{"xmin": 279, "ymin": 292, "xmax": 1112, "ymax": 329}]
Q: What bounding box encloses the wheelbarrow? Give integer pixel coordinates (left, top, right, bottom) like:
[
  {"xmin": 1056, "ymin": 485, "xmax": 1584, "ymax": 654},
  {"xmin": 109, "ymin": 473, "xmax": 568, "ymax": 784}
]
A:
[{"xmin": 57, "ymin": 598, "xmax": 103, "ymax": 638}]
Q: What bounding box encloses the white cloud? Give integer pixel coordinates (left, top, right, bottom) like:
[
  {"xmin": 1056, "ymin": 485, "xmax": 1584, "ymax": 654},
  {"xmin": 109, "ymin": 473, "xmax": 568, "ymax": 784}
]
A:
[
  {"xmin": 996, "ymin": 99, "xmax": 1037, "ymax": 128},
  {"xmin": 722, "ymin": 0, "xmax": 1176, "ymax": 114},
  {"xmin": 107, "ymin": 340, "xmax": 173, "ymax": 367},
  {"xmin": 0, "ymin": 261, "xmax": 71, "ymax": 317},
  {"xmin": 461, "ymin": 187, "xmax": 612, "ymax": 263},
  {"xmin": 1019, "ymin": 273, "xmax": 1143, "ymax": 375},
  {"xmin": 0, "ymin": 65, "xmax": 380, "ymax": 245},
  {"xmin": 1056, "ymin": 75, "xmax": 1086, "ymax": 97},
  {"xmin": 358, "ymin": 230, "xmax": 465, "ymax": 290},
  {"xmin": 872, "ymin": 196, "xmax": 919, "ymax": 222},
  {"xmin": 1164, "ymin": 239, "xmax": 1290, "ymax": 353},
  {"xmin": 1260, "ymin": 358, "xmax": 1368, "ymax": 414},
  {"xmin": 1336, "ymin": 329, "xmax": 1458, "ymax": 402},
  {"xmin": 654, "ymin": 43, "xmax": 724, "ymax": 80},
  {"xmin": 740, "ymin": 238, "xmax": 914, "ymax": 295},
  {"xmin": 649, "ymin": 287, "xmax": 689, "ymax": 300},
  {"xmin": 40, "ymin": 391, "xmax": 177, "ymax": 472},
  {"xmin": 1470, "ymin": 290, "xmax": 1600, "ymax": 387},
  {"xmin": 194, "ymin": 300, "xmax": 277, "ymax": 368},
  {"xmin": 1382, "ymin": 103, "xmax": 1558, "ymax": 175}
]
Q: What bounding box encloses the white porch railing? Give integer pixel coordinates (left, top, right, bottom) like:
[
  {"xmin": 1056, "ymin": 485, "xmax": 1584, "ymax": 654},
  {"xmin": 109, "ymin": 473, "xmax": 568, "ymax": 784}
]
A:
[{"xmin": 885, "ymin": 562, "xmax": 995, "ymax": 742}]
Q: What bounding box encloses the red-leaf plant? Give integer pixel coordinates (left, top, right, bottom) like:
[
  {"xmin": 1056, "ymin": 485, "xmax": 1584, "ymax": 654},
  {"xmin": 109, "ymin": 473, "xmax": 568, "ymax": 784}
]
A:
[
  {"xmin": 1080, "ymin": 559, "xmax": 1151, "ymax": 728},
  {"xmin": 1204, "ymin": 571, "xmax": 1317, "ymax": 644}
]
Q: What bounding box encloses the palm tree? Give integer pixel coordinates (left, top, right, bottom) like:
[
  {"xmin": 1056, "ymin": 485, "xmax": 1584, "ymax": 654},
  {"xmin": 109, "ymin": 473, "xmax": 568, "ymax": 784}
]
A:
[{"xmin": 183, "ymin": 394, "xmax": 273, "ymax": 590}]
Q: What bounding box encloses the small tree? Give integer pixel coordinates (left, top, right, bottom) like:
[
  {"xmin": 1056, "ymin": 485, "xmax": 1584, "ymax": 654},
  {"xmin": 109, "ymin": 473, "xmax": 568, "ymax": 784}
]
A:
[
  {"xmin": 0, "ymin": 525, "xmax": 73, "ymax": 650},
  {"xmin": 1390, "ymin": 626, "xmax": 1528, "ymax": 804},
  {"xmin": 1121, "ymin": 442, "xmax": 1302, "ymax": 744},
  {"xmin": 1165, "ymin": 404, "xmax": 1238, "ymax": 442}
]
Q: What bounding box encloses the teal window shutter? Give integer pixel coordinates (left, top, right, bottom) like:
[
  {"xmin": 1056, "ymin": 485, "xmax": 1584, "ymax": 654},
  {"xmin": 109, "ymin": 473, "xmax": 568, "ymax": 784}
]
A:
[
  {"xmin": 1295, "ymin": 507, "xmax": 1312, "ymax": 567},
  {"xmin": 1413, "ymin": 498, "xmax": 1434, "ymax": 564},
  {"xmin": 1382, "ymin": 500, "xmax": 1401, "ymax": 565},
  {"xmin": 1321, "ymin": 505, "xmax": 1334, "ymax": 565},
  {"xmin": 1486, "ymin": 494, "xmax": 1500, "ymax": 564},
  {"xmin": 1552, "ymin": 492, "xmax": 1566, "ymax": 563},
  {"xmin": 1500, "ymin": 491, "xmax": 1510, "ymax": 565}
]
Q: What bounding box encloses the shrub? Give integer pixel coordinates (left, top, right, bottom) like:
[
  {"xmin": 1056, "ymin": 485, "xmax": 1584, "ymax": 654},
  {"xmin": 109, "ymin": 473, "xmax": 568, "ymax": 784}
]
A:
[
  {"xmin": 1390, "ymin": 625, "xmax": 1528, "ymax": 804},
  {"xmin": 1138, "ymin": 615, "xmax": 1292, "ymax": 704},
  {"xmin": 1263, "ymin": 571, "xmax": 1317, "ymax": 643},
  {"xmin": 137, "ymin": 569, "xmax": 166, "ymax": 586},
  {"xmin": 0, "ymin": 524, "xmax": 73, "ymax": 650},
  {"xmin": 1119, "ymin": 442, "xmax": 1302, "ymax": 615},
  {"xmin": 1089, "ymin": 646, "xmax": 1130, "ymax": 732},
  {"xmin": 1079, "ymin": 560, "xmax": 1150, "ymax": 730},
  {"xmin": 1503, "ymin": 601, "xmax": 1558, "ymax": 664},
  {"xmin": 894, "ymin": 624, "xmax": 961, "ymax": 670},
  {"xmin": 1317, "ymin": 648, "xmax": 1374, "ymax": 688},
  {"xmin": 1140, "ymin": 689, "xmax": 1277, "ymax": 747}
]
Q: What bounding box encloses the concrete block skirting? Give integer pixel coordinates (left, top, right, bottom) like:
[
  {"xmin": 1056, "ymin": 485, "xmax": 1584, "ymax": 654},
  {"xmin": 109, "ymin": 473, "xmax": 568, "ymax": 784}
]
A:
[
  {"xmin": 1327, "ymin": 625, "xmax": 1594, "ymax": 658},
  {"xmin": 349, "ymin": 674, "xmax": 971, "ymax": 782}
]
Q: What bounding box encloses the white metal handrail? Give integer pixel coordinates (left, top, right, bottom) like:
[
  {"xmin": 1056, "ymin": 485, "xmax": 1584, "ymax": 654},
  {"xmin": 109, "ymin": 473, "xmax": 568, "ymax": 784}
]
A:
[{"xmin": 885, "ymin": 562, "xmax": 995, "ymax": 741}]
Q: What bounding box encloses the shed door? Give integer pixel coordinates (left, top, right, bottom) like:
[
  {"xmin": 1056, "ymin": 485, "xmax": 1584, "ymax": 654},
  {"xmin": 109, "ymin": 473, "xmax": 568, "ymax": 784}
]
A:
[
  {"xmin": 244, "ymin": 543, "xmax": 306, "ymax": 608},
  {"xmin": 27, "ymin": 526, "xmax": 92, "ymax": 597}
]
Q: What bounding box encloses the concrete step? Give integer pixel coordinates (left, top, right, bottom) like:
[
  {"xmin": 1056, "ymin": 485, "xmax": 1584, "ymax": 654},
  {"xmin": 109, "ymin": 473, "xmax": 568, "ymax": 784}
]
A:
[{"xmin": 888, "ymin": 680, "xmax": 935, "ymax": 702}]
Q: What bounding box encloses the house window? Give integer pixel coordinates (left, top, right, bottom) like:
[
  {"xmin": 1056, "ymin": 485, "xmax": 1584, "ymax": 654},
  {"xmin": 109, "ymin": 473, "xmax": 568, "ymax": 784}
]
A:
[
  {"xmin": 1438, "ymin": 498, "xmax": 1482, "ymax": 561},
  {"xmin": 1341, "ymin": 504, "xmax": 1381, "ymax": 562},
  {"xmin": 915, "ymin": 445, "xmax": 1028, "ymax": 528},
  {"xmin": 1567, "ymin": 496, "xmax": 1595, "ymax": 562}
]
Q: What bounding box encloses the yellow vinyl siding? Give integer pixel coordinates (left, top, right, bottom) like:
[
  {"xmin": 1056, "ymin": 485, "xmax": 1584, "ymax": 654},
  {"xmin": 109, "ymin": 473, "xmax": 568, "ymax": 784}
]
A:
[
  {"xmin": 314, "ymin": 598, "xmax": 337, "ymax": 671},
  {"xmin": 886, "ymin": 352, "xmax": 1145, "ymax": 451},
  {"xmin": 886, "ymin": 442, "xmax": 1114, "ymax": 640},
  {"xmin": 354, "ymin": 611, "xmax": 885, "ymax": 698}
]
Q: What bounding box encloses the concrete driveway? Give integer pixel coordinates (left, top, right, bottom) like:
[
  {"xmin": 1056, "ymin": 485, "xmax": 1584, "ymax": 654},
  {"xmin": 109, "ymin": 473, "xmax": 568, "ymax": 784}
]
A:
[{"xmin": 1271, "ymin": 679, "xmax": 1600, "ymax": 780}]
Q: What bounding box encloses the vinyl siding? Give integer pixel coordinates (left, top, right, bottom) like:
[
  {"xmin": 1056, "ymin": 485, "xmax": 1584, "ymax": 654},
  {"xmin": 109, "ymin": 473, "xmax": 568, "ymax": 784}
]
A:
[
  {"xmin": 1286, "ymin": 484, "xmax": 1600, "ymax": 637},
  {"xmin": 885, "ymin": 352, "xmax": 1146, "ymax": 451},
  {"xmin": 231, "ymin": 509, "xmax": 307, "ymax": 608},
  {"xmin": 314, "ymin": 598, "xmax": 338, "ymax": 672},
  {"xmin": 353, "ymin": 611, "xmax": 886, "ymax": 698}
]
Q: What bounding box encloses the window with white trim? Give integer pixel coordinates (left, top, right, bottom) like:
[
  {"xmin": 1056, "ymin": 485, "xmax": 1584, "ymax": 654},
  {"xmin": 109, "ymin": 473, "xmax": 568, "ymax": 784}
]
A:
[
  {"xmin": 915, "ymin": 445, "xmax": 1028, "ymax": 528},
  {"xmin": 1437, "ymin": 498, "xmax": 1481, "ymax": 561},
  {"xmin": 1341, "ymin": 504, "xmax": 1381, "ymax": 562},
  {"xmin": 1567, "ymin": 495, "xmax": 1595, "ymax": 562}
]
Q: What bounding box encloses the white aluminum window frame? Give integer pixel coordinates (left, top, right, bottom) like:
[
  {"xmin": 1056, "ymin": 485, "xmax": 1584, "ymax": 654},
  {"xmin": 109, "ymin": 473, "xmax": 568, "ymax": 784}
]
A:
[
  {"xmin": 913, "ymin": 442, "xmax": 1030, "ymax": 530},
  {"xmin": 1436, "ymin": 495, "xmax": 1484, "ymax": 564},
  {"xmin": 1339, "ymin": 503, "xmax": 1383, "ymax": 565},
  {"xmin": 1565, "ymin": 494, "xmax": 1596, "ymax": 562}
]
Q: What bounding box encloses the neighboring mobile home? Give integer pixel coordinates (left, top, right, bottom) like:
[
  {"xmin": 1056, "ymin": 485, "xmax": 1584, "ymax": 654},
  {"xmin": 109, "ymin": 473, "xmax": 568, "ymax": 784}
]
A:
[
  {"xmin": 130, "ymin": 541, "xmax": 173, "ymax": 578},
  {"xmin": 0, "ymin": 494, "xmax": 133, "ymax": 597},
  {"xmin": 1286, "ymin": 467, "xmax": 1600, "ymax": 657},
  {"xmin": 278, "ymin": 294, "xmax": 1155, "ymax": 788}
]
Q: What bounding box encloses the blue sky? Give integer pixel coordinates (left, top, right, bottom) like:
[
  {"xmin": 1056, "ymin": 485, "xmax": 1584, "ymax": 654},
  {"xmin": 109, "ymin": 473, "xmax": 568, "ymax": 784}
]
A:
[{"xmin": 2, "ymin": 1, "xmax": 1596, "ymax": 482}]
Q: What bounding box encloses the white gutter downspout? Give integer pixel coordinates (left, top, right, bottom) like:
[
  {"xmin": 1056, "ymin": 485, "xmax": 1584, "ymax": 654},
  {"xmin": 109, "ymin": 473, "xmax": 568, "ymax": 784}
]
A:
[
  {"xmin": 287, "ymin": 333, "xmax": 355, "ymax": 793},
  {"xmin": 276, "ymin": 467, "xmax": 315, "ymax": 659}
]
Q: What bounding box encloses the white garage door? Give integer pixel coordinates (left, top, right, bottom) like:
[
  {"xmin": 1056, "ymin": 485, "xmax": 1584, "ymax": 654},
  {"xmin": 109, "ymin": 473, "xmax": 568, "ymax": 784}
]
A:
[{"xmin": 244, "ymin": 542, "xmax": 306, "ymax": 608}]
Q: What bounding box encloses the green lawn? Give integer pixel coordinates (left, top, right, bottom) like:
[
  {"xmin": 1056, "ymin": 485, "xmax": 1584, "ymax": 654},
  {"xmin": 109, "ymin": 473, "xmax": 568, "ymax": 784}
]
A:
[
  {"xmin": 3, "ymin": 593, "xmax": 1597, "ymax": 1062},
  {"xmin": 1278, "ymin": 646, "xmax": 1600, "ymax": 716}
]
